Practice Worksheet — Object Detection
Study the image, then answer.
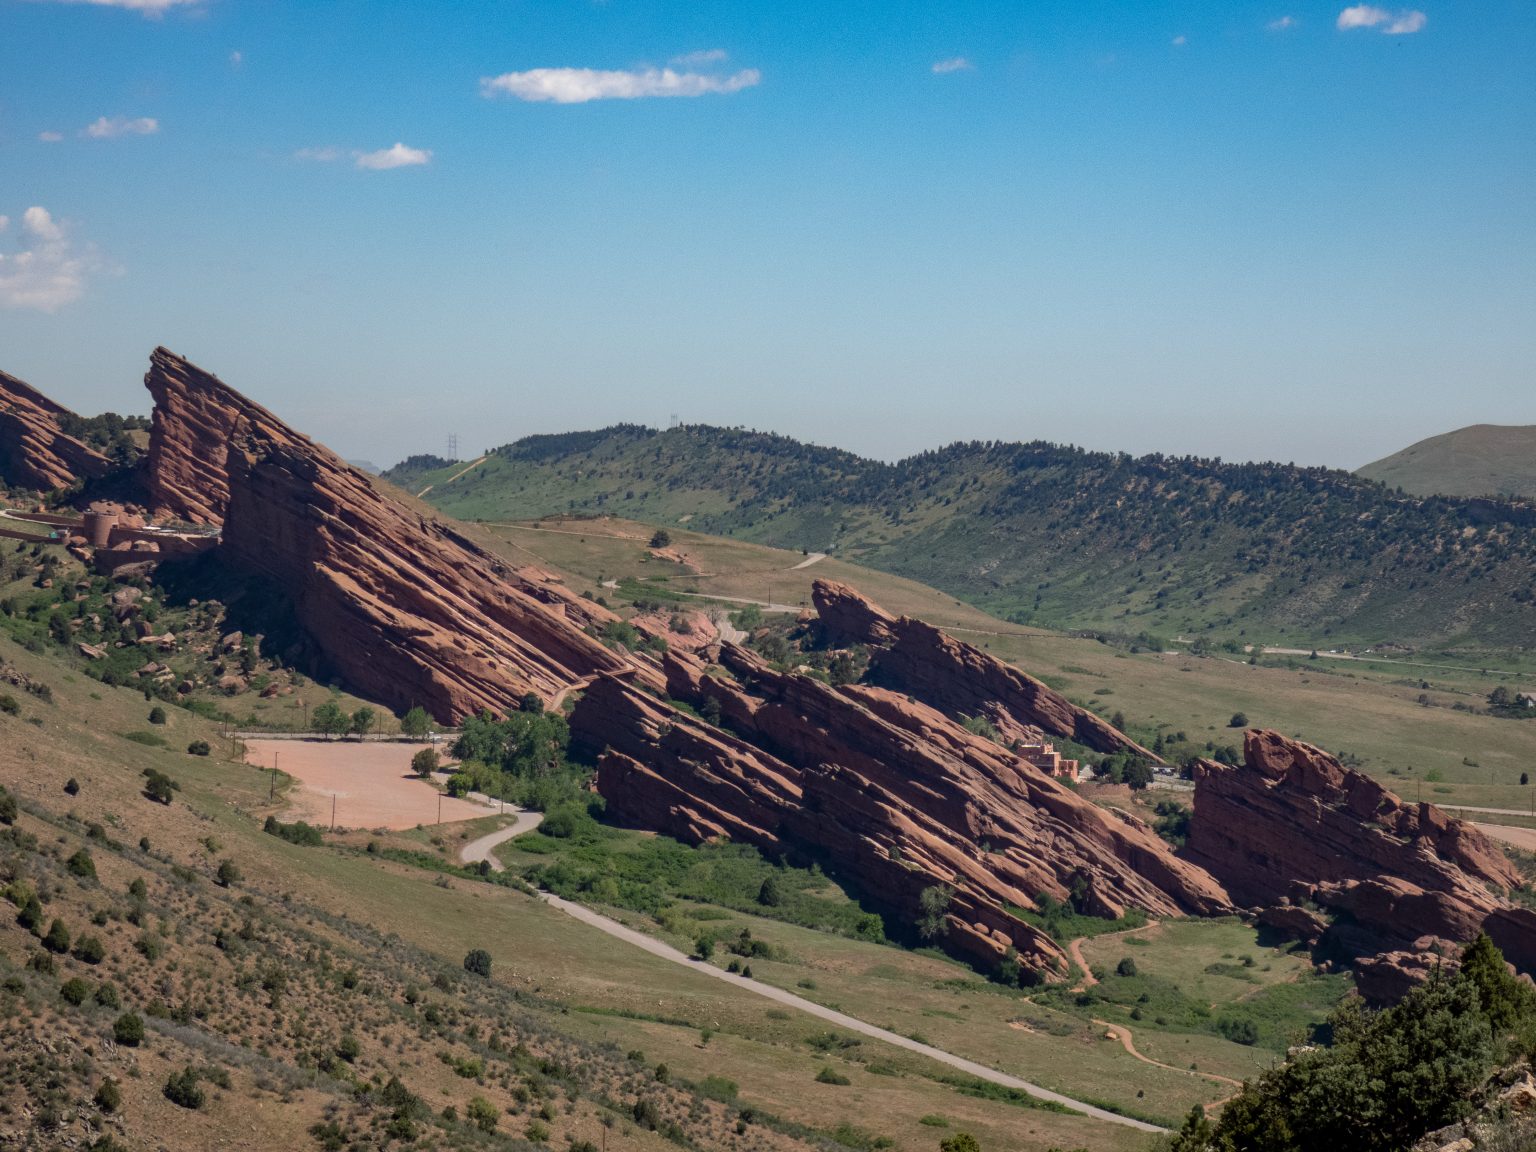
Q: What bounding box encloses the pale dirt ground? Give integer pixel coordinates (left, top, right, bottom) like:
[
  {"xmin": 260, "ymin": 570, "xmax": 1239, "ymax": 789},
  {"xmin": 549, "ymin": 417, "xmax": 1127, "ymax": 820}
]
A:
[
  {"xmin": 243, "ymin": 738, "xmax": 493, "ymax": 830},
  {"xmin": 1475, "ymin": 821, "xmax": 1536, "ymax": 853}
]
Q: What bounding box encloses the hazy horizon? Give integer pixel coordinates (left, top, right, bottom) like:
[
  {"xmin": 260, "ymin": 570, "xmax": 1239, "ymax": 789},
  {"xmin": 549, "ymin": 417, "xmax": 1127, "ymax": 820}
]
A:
[{"xmin": 3, "ymin": 0, "xmax": 1532, "ymax": 471}]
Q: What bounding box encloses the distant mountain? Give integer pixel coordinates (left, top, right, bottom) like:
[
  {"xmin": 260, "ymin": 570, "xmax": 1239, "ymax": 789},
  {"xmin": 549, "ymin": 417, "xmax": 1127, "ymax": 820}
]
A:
[
  {"xmin": 385, "ymin": 425, "xmax": 1536, "ymax": 651},
  {"xmin": 347, "ymin": 458, "xmax": 382, "ymax": 475},
  {"xmin": 1357, "ymin": 425, "xmax": 1536, "ymax": 501}
]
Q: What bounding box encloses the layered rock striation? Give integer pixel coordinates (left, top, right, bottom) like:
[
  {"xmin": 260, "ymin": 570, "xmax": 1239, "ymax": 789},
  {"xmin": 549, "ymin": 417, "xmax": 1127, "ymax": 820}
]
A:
[
  {"xmin": 1187, "ymin": 729, "xmax": 1529, "ymax": 991},
  {"xmin": 0, "ymin": 369, "xmax": 113, "ymax": 491},
  {"xmin": 813, "ymin": 580, "xmax": 1157, "ymax": 759},
  {"xmin": 144, "ymin": 348, "xmax": 638, "ymax": 720},
  {"xmin": 572, "ymin": 643, "xmax": 1230, "ymax": 977}
]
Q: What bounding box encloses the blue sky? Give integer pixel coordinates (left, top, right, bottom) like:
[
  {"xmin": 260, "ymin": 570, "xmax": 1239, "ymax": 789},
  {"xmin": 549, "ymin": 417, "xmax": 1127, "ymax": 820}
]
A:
[{"xmin": 1, "ymin": 1, "xmax": 1531, "ymax": 469}]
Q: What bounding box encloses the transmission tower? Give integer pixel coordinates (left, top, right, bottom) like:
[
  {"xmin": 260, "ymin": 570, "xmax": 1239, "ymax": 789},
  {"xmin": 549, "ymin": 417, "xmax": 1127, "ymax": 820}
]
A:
[{"xmin": 447, "ymin": 433, "xmax": 459, "ymax": 460}]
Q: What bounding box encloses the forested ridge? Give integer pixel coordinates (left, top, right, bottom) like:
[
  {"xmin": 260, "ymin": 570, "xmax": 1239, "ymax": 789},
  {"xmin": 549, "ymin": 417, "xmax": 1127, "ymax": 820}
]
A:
[{"xmin": 385, "ymin": 425, "xmax": 1536, "ymax": 652}]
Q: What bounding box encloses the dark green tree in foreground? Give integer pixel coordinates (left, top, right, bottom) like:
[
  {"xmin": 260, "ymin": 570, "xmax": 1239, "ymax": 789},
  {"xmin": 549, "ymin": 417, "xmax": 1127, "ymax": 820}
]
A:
[
  {"xmin": 1168, "ymin": 934, "xmax": 1528, "ymax": 1152},
  {"xmin": 463, "ymin": 949, "xmax": 492, "ymax": 978}
]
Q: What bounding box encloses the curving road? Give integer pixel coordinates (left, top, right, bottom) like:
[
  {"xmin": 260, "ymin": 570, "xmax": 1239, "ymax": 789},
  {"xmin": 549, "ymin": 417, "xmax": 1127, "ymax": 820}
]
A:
[{"xmin": 458, "ymin": 818, "xmax": 1166, "ymax": 1134}]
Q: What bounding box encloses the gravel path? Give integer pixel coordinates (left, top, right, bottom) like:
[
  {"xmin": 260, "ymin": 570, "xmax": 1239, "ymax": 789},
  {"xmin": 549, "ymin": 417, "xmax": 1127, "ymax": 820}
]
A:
[{"xmin": 458, "ymin": 819, "xmax": 1165, "ymax": 1134}]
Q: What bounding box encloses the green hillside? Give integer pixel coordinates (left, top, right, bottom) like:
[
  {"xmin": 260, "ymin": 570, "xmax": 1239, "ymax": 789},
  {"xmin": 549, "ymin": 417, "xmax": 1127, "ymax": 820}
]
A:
[
  {"xmin": 384, "ymin": 426, "xmax": 1536, "ymax": 655},
  {"xmin": 1357, "ymin": 424, "xmax": 1536, "ymax": 501}
]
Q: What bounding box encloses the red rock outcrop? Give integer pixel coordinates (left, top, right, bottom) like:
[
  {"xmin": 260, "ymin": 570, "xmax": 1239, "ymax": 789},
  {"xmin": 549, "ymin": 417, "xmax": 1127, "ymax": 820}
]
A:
[
  {"xmin": 144, "ymin": 348, "xmax": 642, "ymax": 721},
  {"xmin": 0, "ymin": 369, "xmax": 113, "ymax": 491},
  {"xmin": 572, "ymin": 644, "xmax": 1231, "ymax": 977},
  {"xmin": 1187, "ymin": 729, "xmax": 1526, "ymax": 993},
  {"xmin": 812, "ymin": 580, "xmax": 1157, "ymax": 759}
]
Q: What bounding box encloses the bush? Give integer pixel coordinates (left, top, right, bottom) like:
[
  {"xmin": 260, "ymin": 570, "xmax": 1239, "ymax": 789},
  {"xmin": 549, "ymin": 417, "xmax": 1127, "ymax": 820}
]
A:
[
  {"xmin": 262, "ymin": 816, "xmax": 323, "ymax": 846},
  {"xmin": 64, "ymin": 777, "xmax": 80, "ymax": 796},
  {"xmin": 113, "ymin": 1012, "xmax": 145, "ymax": 1046},
  {"xmin": 73, "ymin": 935, "xmax": 106, "ymax": 965},
  {"xmin": 411, "ymin": 748, "xmax": 439, "ymax": 777},
  {"xmin": 148, "ymin": 706, "xmax": 167, "ymax": 725},
  {"xmin": 163, "ymin": 1067, "xmax": 205, "ymax": 1109},
  {"xmin": 94, "ymin": 1079, "xmax": 122, "ymax": 1113},
  {"xmin": 464, "ymin": 1095, "xmax": 498, "ymax": 1133},
  {"xmin": 758, "ymin": 874, "xmax": 784, "ymax": 907},
  {"xmin": 17, "ymin": 895, "xmax": 44, "ymax": 933},
  {"xmin": 67, "ymin": 849, "xmax": 96, "ymax": 880},
  {"xmin": 0, "ymin": 787, "xmax": 16, "ymax": 825},
  {"xmin": 1116, "ymin": 957, "xmax": 1138, "ymax": 978},
  {"xmin": 649, "ymin": 530, "xmax": 671, "ymax": 549},
  {"xmin": 143, "ymin": 770, "xmax": 176, "ymax": 805},
  {"xmin": 816, "ymin": 1066, "xmax": 852, "ymax": 1085},
  {"xmin": 0, "ymin": 693, "xmax": 18, "ymax": 716},
  {"xmin": 216, "ymin": 859, "xmax": 242, "ymax": 888},
  {"xmin": 940, "ymin": 1135, "xmax": 981, "ymax": 1152},
  {"xmin": 94, "ymin": 982, "xmax": 120, "ymax": 1008},
  {"xmin": 463, "ymin": 948, "xmax": 492, "ymax": 978},
  {"xmin": 42, "ymin": 918, "xmax": 71, "ymax": 954},
  {"xmin": 187, "ymin": 740, "xmax": 211, "ymax": 756},
  {"xmin": 1229, "ymin": 712, "xmax": 1249, "ymax": 728},
  {"xmin": 60, "ymin": 977, "xmax": 91, "ymax": 1006},
  {"xmin": 337, "ymin": 1034, "xmax": 361, "ymax": 1063}
]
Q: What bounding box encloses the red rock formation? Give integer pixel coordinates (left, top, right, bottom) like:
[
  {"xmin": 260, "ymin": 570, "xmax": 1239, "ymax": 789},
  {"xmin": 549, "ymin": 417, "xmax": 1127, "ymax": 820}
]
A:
[
  {"xmin": 143, "ymin": 348, "xmax": 643, "ymax": 721},
  {"xmin": 812, "ymin": 580, "xmax": 1157, "ymax": 760},
  {"xmin": 0, "ymin": 369, "xmax": 113, "ymax": 491},
  {"xmin": 572, "ymin": 645, "xmax": 1231, "ymax": 977},
  {"xmin": 1187, "ymin": 729, "xmax": 1526, "ymax": 994}
]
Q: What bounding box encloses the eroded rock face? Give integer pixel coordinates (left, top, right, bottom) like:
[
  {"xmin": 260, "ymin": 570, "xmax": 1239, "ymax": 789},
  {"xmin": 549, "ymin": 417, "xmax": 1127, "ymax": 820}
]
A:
[
  {"xmin": 0, "ymin": 369, "xmax": 113, "ymax": 491},
  {"xmin": 1188, "ymin": 729, "xmax": 1525, "ymax": 994},
  {"xmin": 144, "ymin": 348, "xmax": 638, "ymax": 721},
  {"xmin": 812, "ymin": 580, "xmax": 1158, "ymax": 759},
  {"xmin": 572, "ymin": 644, "xmax": 1231, "ymax": 977}
]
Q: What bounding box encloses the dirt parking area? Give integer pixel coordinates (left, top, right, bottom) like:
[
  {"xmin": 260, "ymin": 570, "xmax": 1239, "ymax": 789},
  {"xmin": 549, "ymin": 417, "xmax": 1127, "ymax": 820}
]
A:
[
  {"xmin": 1474, "ymin": 821, "xmax": 1536, "ymax": 854},
  {"xmin": 243, "ymin": 738, "xmax": 492, "ymax": 831}
]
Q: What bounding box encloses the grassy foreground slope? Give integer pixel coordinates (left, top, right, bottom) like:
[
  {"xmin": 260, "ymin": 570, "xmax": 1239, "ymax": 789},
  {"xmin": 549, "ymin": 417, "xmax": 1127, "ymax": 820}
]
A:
[
  {"xmin": 1357, "ymin": 423, "xmax": 1536, "ymax": 501},
  {"xmin": 385, "ymin": 426, "xmax": 1536, "ymax": 656},
  {"xmin": 1, "ymin": 630, "xmax": 1157, "ymax": 1152}
]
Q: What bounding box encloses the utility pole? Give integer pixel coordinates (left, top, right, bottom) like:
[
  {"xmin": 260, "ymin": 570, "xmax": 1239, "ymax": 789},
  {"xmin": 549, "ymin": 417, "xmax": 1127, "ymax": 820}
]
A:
[
  {"xmin": 437, "ymin": 792, "xmax": 442, "ymax": 825},
  {"xmin": 270, "ymin": 750, "xmax": 278, "ymax": 803}
]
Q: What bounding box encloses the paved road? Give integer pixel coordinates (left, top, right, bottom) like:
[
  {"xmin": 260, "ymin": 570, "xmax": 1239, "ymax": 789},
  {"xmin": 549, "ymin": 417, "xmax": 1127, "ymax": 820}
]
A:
[
  {"xmin": 1443, "ymin": 804, "xmax": 1536, "ymax": 818},
  {"xmin": 458, "ymin": 819, "xmax": 1165, "ymax": 1134},
  {"xmin": 790, "ymin": 552, "xmax": 828, "ymax": 570},
  {"xmin": 675, "ymin": 591, "xmax": 807, "ymax": 613},
  {"xmin": 1473, "ymin": 822, "xmax": 1536, "ymax": 852},
  {"xmin": 460, "ymin": 809, "xmax": 545, "ymax": 865}
]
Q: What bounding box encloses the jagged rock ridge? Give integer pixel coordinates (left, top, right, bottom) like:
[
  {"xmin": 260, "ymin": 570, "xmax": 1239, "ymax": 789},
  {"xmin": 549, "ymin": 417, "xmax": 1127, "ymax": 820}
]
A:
[
  {"xmin": 144, "ymin": 348, "xmax": 641, "ymax": 721},
  {"xmin": 814, "ymin": 580, "xmax": 1158, "ymax": 759},
  {"xmin": 1187, "ymin": 729, "xmax": 1534, "ymax": 997},
  {"xmin": 0, "ymin": 369, "xmax": 113, "ymax": 491},
  {"xmin": 571, "ymin": 596, "xmax": 1232, "ymax": 978}
]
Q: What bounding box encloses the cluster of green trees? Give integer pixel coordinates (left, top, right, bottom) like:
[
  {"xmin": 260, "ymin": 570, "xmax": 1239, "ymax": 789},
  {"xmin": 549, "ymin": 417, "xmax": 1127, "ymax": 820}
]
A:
[
  {"xmin": 443, "ymin": 705, "xmax": 577, "ymax": 807},
  {"xmin": 311, "ymin": 699, "xmax": 376, "ymax": 739},
  {"xmin": 1165, "ymin": 934, "xmax": 1536, "ymax": 1152}
]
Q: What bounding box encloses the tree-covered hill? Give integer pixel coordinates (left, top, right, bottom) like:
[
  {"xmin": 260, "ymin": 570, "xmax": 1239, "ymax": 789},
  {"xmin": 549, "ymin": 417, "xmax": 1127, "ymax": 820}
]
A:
[{"xmin": 385, "ymin": 426, "xmax": 1536, "ymax": 653}]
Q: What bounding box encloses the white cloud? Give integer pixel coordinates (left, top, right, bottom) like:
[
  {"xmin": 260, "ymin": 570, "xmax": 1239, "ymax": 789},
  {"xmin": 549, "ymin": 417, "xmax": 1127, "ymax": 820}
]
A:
[
  {"xmin": 83, "ymin": 116, "xmax": 159, "ymax": 138},
  {"xmin": 38, "ymin": 131, "xmax": 63, "ymax": 142},
  {"xmin": 669, "ymin": 49, "xmax": 728, "ymax": 67},
  {"xmin": 1338, "ymin": 5, "xmax": 1426, "ymax": 33},
  {"xmin": 1171, "ymin": 35, "xmax": 1188, "ymax": 46},
  {"xmin": 229, "ymin": 49, "xmax": 242, "ymax": 67},
  {"xmin": 0, "ymin": 206, "xmax": 97, "ymax": 312},
  {"xmin": 0, "ymin": 216, "xmax": 8, "ymax": 232},
  {"xmin": 931, "ymin": 56, "xmax": 973, "ymax": 74},
  {"xmin": 354, "ymin": 142, "xmax": 431, "ymax": 170},
  {"xmin": 293, "ymin": 146, "xmax": 341, "ymax": 162},
  {"xmin": 1385, "ymin": 10, "xmax": 1427, "ymax": 33},
  {"xmin": 1267, "ymin": 16, "xmax": 1297, "ymax": 30},
  {"xmin": 480, "ymin": 65, "xmax": 760, "ymax": 104},
  {"xmin": 25, "ymin": 0, "xmax": 202, "ymax": 15}
]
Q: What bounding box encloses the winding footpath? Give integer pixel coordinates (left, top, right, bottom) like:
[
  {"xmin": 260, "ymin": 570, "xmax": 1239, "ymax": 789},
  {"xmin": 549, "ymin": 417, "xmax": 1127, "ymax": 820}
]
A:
[{"xmin": 458, "ymin": 820, "xmax": 1166, "ymax": 1134}]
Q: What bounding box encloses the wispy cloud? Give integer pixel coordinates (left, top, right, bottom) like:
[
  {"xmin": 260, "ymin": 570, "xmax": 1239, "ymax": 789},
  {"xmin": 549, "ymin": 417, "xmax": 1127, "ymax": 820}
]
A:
[
  {"xmin": 25, "ymin": 0, "xmax": 203, "ymax": 16},
  {"xmin": 83, "ymin": 116, "xmax": 159, "ymax": 138},
  {"xmin": 293, "ymin": 146, "xmax": 341, "ymax": 163},
  {"xmin": 480, "ymin": 64, "xmax": 760, "ymax": 104},
  {"xmin": 0, "ymin": 206, "xmax": 99, "ymax": 312},
  {"xmin": 38, "ymin": 131, "xmax": 63, "ymax": 143},
  {"xmin": 354, "ymin": 143, "xmax": 431, "ymax": 170},
  {"xmin": 931, "ymin": 56, "xmax": 973, "ymax": 74},
  {"xmin": 1337, "ymin": 5, "xmax": 1427, "ymax": 33},
  {"xmin": 1267, "ymin": 16, "xmax": 1297, "ymax": 30},
  {"xmin": 229, "ymin": 49, "xmax": 243, "ymax": 67},
  {"xmin": 1171, "ymin": 35, "xmax": 1188, "ymax": 46}
]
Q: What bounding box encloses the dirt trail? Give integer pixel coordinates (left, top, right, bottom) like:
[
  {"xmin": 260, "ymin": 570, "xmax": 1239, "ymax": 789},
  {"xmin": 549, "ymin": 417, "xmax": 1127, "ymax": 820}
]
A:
[
  {"xmin": 790, "ymin": 552, "xmax": 828, "ymax": 570},
  {"xmin": 459, "ymin": 822, "xmax": 1164, "ymax": 1134},
  {"xmin": 1093, "ymin": 1020, "xmax": 1243, "ymax": 1089},
  {"xmin": 1068, "ymin": 920, "xmax": 1161, "ymax": 990},
  {"xmin": 416, "ymin": 455, "xmax": 487, "ymax": 497}
]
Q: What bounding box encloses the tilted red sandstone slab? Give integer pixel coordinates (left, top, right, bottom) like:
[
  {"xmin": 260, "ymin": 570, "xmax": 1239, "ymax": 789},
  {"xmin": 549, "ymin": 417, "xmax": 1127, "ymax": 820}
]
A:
[
  {"xmin": 143, "ymin": 348, "xmax": 641, "ymax": 721},
  {"xmin": 1187, "ymin": 729, "xmax": 1524, "ymax": 992},
  {"xmin": 0, "ymin": 369, "xmax": 114, "ymax": 491},
  {"xmin": 574, "ymin": 644, "xmax": 1230, "ymax": 976},
  {"xmin": 811, "ymin": 580, "xmax": 1158, "ymax": 759}
]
